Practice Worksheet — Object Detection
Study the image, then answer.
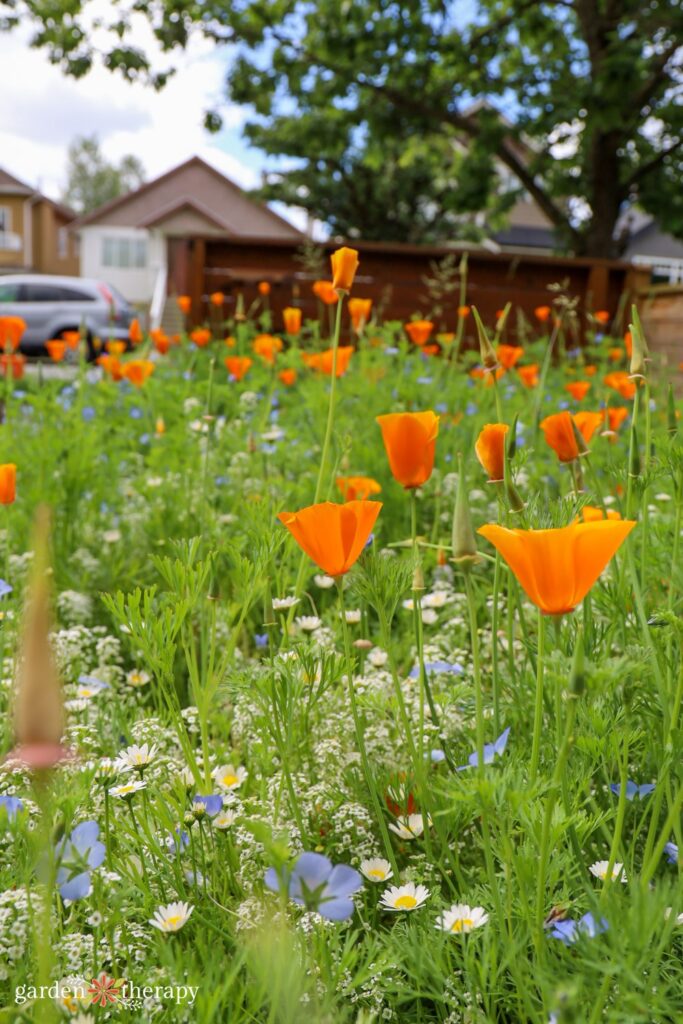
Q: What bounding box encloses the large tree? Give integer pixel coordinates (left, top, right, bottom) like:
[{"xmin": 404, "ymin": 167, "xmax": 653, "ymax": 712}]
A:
[
  {"xmin": 6, "ymin": 1, "xmax": 683, "ymax": 256},
  {"xmin": 62, "ymin": 136, "xmax": 146, "ymax": 214}
]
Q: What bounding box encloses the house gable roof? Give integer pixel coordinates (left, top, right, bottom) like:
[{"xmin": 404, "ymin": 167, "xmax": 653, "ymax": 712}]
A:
[{"xmin": 72, "ymin": 156, "xmax": 303, "ymax": 240}]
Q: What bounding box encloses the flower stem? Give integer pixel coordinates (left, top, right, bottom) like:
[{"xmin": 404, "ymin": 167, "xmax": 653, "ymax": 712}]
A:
[
  {"xmin": 464, "ymin": 571, "xmax": 485, "ymax": 771},
  {"xmin": 530, "ymin": 609, "xmax": 546, "ymax": 783}
]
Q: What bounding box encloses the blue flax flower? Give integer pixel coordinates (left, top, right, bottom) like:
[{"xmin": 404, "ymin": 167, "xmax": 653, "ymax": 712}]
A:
[
  {"xmin": 664, "ymin": 842, "xmax": 678, "ymax": 865},
  {"xmin": 610, "ymin": 780, "xmax": 655, "ymax": 801},
  {"xmin": 0, "ymin": 579, "xmax": 12, "ymax": 599},
  {"xmin": 410, "ymin": 660, "xmax": 463, "ymax": 680},
  {"xmin": 550, "ymin": 912, "xmax": 608, "ymax": 945},
  {"xmin": 458, "ymin": 727, "xmax": 510, "ymax": 770},
  {"xmin": 265, "ymin": 852, "xmax": 362, "ymax": 921},
  {"xmin": 193, "ymin": 794, "xmax": 223, "ymax": 816},
  {"xmin": 0, "ymin": 795, "xmax": 23, "ymax": 822},
  {"xmin": 55, "ymin": 821, "xmax": 105, "ymax": 901},
  {"xmin": 254, "ymin": 633, "xmax": 269, "ymax": 649}
]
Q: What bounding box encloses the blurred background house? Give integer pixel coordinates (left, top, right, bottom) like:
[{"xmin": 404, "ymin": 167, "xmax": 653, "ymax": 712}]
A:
[{"xmin": 0, "ymin": 168, "xmax": 79, "ymax": 276}]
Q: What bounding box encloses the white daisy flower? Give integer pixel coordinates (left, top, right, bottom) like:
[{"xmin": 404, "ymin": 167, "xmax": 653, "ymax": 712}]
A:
[
  {"xmin": 273, "ymin": 597, "xmax": 299, "ymax": 611},
  {"xmin": 213, "ymin": 810, "xmax": 238, "ymax": 830},
  {"xmin": 368, "ymin": 648, "xmax": 388, "ymax": 667},
  {"xmin": 360, "ymin": 858, "xmax": 393, "ymax": 883},
  {"xmin": 402, "ymin": 599, "xmax": 415, "ymax": 611},
  {"xmin": 435, "ymin": 903, "xmax": 489, "ymax": 934},
  {"xmin": 664, "ymin": 907, "xmax": 683, "ymax": 926},
  {"xmin": 345, "ymin": 609, "xmax": 362, "ymax": 624},
  {"xmin": 295, "ymin": 615, "xmax": 322, "ymax": 632},
  {"xmin": 314, "ymin": 574, "xmax": 336, "ymax": 589},
  {"xmin": 110, "ymin": 780, "xmax": 147, "ymax": 798},
  {"xmin": 149, "ymin": 901, "xmax": 194, "ymax": 933},
  {"xmin": 213, "ymin": 764, "xmax": 247, "ymax": 792},
  {"xmin": 423, "ymin": 591, "xmax": 450, "ymax": 608},
  {"xmin": 421, "ymin": 609, "xmax": 439, "ymax": 625},
  {"xmin": 103, "ymin": 530, "xmax": 121, "ymax": 544},
  {"xmin": 388, "ymin": 814, "xmax": 424, "ymax": 840},
  {"xmin": 589, "ymin": 860, "xmax": 627, "ymax": 883},
  {"xmin": 380, "ymin": 882, "xmax": 430, "ymax": 912},
  {"xmin": 115, "ymin": 743, "xmax": 157, "ymax": 772},
  {"xmin": 126, "ymin": 669, "xmax": 150, "ymax": 688}
]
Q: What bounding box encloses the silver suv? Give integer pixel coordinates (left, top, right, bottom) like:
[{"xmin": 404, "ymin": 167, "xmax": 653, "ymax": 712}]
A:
[{"xmin": 0, "ymin": 274, "xmax": 135, "ymax": 356}]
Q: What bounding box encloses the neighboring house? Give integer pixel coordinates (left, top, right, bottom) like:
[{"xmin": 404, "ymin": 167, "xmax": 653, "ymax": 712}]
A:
[
  {"xmin": 71, "ymin": 156, "xmax": 303, "ymax": 322},
  {"xmin": 0, "ymin": 167, "xmax": 79, "ymax": 275},
  {"xmin": 622, "ymin": 214, "xmax": 683, "ymax": 285}
]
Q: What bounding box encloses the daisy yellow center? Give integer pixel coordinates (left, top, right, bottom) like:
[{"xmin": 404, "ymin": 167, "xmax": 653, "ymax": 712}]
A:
[
  {"xmin": 80, "ymin": 689, "xmax": 93, "ymax": 697},
  {"xmin": 119, "ymin": 784, "xmax": 136, "ymax": 794},
  {"xmin": 165, "ymin": 915, "xmax": 183, "ymax": 927},
  {"xmin": 222, "ymin": 773, "xmax": 239, "ymax": 787},
  {"xmin": 368, "ymin": 869, "xmax": 386, "ymax": 879},
  {"xmin": 394, "ymin": 894, "xmax": 417, "ymax": 909},
  {"xmin": 451, "ymin": 918, "xmax": 473, "ymax": 933}
]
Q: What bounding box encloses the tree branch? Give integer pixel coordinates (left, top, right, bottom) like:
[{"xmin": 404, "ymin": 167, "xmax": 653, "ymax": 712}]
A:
[{"xmin": 624, "ymin": 136, "xmax": 683, "ymax": 189}]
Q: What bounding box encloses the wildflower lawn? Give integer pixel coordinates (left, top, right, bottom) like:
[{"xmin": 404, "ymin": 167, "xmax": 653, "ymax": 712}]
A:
[{"xmin": 0, "ymin": 261, "xmax": 682, "ymax": 1023}]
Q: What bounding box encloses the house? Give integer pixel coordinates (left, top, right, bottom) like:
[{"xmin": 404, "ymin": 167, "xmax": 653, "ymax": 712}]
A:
[
  {"xmin": 71, "ymin": 156, "xmax": 303, "ymax": 323},
  {"xmin": 621, "ymin": 212, "xmax": 683, "ymax": 285},
  {"xmin": 0, "ymin": 168, "xmax": 79, "ymax": 275}
]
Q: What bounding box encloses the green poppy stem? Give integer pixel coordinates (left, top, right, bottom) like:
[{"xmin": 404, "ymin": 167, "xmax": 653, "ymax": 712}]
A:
[{"xmin": 530, "ymin": 608, "xmax": 546, "ymax": 784}]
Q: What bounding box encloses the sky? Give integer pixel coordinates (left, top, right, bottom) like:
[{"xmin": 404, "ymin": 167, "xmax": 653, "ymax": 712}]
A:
[{"xmin": 0, "ymin": 11, "xmax": 303, "ymax": 222}]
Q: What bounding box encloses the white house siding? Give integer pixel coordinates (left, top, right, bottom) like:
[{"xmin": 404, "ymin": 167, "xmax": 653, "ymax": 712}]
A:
[{"xmin": 79, "ymin": 225, "xmax": 165, "ymax": 305}]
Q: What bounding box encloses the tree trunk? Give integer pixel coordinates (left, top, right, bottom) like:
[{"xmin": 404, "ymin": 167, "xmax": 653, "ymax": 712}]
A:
[{"xmin": 578, "ymin": 129, "xmax": 625, "ymax": 258}]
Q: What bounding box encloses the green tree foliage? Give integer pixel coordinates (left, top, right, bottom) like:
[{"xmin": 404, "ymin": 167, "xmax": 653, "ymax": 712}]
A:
[
  {"xmin": 61, "ymin": 136, "xmax": 146, "ymax": 214},
  {"xmin": 6, "ymin": 1, "xmax": 683, "ymax": 255}
]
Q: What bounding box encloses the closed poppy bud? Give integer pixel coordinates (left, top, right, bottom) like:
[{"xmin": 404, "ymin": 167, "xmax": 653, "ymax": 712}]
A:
[
  {"xmin": 258, "ymin": 281, "xmax": 271, "ymax": 297},
  {"xmin": 594, "ymin": 310, "xmax": 610, "ymax": 326},
  {"xmin": 348, "ymin": 298, "xmax": 372, "ymax": 332},
  {"xmin": 129, "ymin": 318, "xmax": 143, "ymax": 345},
  {"xmin": 565, "ymin": 381, "xmax": 591, "ymax": 401},
  {"xmin": 376, "ymin": 411, "xmax": 439, "ymax": 489},
  {"xmin": 472, "ymin": 307, "xmax": 498, "ymax": 370},
  {"xmin": 540, "ymin": 412, "xmax": 580, "ymax": 462},
  {"xmin": 177, "ymin": 295, "xmax": 191, "ymax": 315},
  {"xmin": 451, "ymin": 455, "xmax": 479, "ymax": 567},
  {"xmin": 225, "ymin": 356, "xmax": 252, "ymax": 381},
  {"xmin": 534, "ymin": 305, "xmax": 552, "ymax": 323},
  {"xmin": 475, "ymin": 424, "xmax": 508, "ymax": 482},
  {"xmin": 0, "ymin": 316, "xmax": 26, "ymax": 352},
  {"xmin": 457, "ymin": 305, "xmax": 471, "ymax": 318},
  {"xmin": 0, "ymin": 463, "xmax": 16, "ymax": 504},
  {"xmin": 330, "ymin": 246, "xmax": 359, "ymax": 292},
  {"xmin": 278, "ymin": 368, "xmax": 297, "ymax": 387},
  {"xmin": 210, "ymin": 292, "xmax": 224, "ymax": 307},
  {"xmin": 283, "ymin": 307, "xmax": 302, "ymax": 335},
  {"xmin": 628, "ymin": 306, "xmax": 649, "ymax": 379},
  {"xmin": 405, "ymin": 320, "xmax": 434, "ymax": 346},
  {"xmin": 45, "ymin": 340, "xmax": 67, "ymax": 362},
  {"xmin": 155, "ymin": 417, "xmax": 165, "ymax": 435},
  {"xmin": 277, "ymin": 500, "xmax": 381, "ymax": 577}
]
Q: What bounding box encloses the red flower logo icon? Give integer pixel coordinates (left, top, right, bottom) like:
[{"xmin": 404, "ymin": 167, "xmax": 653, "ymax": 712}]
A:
[{"xmin": 88, "ymin": 973, "xmax": 123, "ymax": 1007}]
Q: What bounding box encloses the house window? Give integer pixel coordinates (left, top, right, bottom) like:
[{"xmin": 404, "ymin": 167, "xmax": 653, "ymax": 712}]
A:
[
  {"xmin": 0, "ymin": 206, "xmax": 14, "ymax": 250},
  {"xmin": 101, "ymin": 236, "xmax": 147, "ymax": 269},
  {"xmin": 58, "ymin": 226, "xmax": 68, "ymax": 259}
]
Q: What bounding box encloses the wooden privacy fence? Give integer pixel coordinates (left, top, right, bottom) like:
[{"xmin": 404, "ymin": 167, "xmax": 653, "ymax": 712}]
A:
[{"xmin": 177, "ymin": 236, "xmax": 649, "ymax": 340}]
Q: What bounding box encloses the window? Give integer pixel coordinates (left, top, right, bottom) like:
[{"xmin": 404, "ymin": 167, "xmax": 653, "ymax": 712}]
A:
[
  {"xmin": 57, "ymin": 226, "xmax": 68, "ymax": 260},
  {"xmin": 59, "ymin": 286, "xmax": 95, "ymax": 302},
  {"xmin": 0, "ymin": 282, "xmax": 19, "ymax": 303},
  {"xmin": 0, "ymin": 207, "xmax": 10, "ymax": 233},
  {"xmin": 101, "ymin": 236, "xmax": 147, "ymax": 269},
  {"xmin": 0, "ymin": 206, "xmax": 19, "ymax": 251},
  {"xmin": 20, "ymin": 283, "xmax": 65, "ymax": 302}
]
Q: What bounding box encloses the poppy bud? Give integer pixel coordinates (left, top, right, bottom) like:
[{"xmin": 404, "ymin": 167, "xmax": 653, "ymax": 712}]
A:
[
  {"xmin": 472, "ymin": 307, "xmax": 498, "ymax": 371},
  {"xmin": 451, "ymin": 455, "xmax": 479, "ymax": 568},
  {"xmin": 667, "ymin": 384, "xmax": 677, "ymax": 438},
  {"xmin": 330, "ymin": 247, "xmax": 359, "ymax": 293},
  {"xmin": 629, "ymin": 305, "xmax": 649, "ymax": 380}
]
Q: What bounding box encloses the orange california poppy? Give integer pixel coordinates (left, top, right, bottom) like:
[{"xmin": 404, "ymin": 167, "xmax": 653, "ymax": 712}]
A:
[
  {"xmin": 278, "ymin": 368, "xmax": 297, "ymax": 387},
  {"xmin": 106, "ymin": 340, "xmax": 126, "ymax": 356},
  {"xmin": 62, "ymin": 330, "xmax": 81, "ymax": 350},
  {"xmin": 475, "ymin": 424, "xmax": 509, "ymax": 482},
  {"xmin": 581, "ymin": 505, "xmax": 622, "ymax": 522},
  {"xmin": 534, "ymin": 305, "xmax": 552, "ymax": 323},
  {"xmin": 97, "ymin": 354, "xmax": 123, "ymax": 381},
  {"xmin": 457, "ymin": 305, "xmax": 471, "ymax": 318},
  {"xmin": 376, "ymin": 411, "xmax": 439, "ymax": 489},
  {"xmin": 565, "ymin": 380, "xmax": 591, "ymax": 401},
  {"xmin": 283, "ymin": 307, "xmax": 302, "ymax": 335},
  {"xmin": 210, "ymin": 291, "xmax": 224, "ymax": 307},
  {"xmin": 150, "ymin": 329, "xmax": 171, "ymax": 355},
  {"xmin": 405, "ymin": 320, "xmax": 434, "ymax": 346},
  {"xmin": 583, "ymin": 364, "xmax": 598, "ymax": 376},
  {"xmin": 45, "ymin": 340, "xmax": 67, "ymax": 362},
  {"xmin": 594, "ymin": 310, "xmax": 610, "ymax": 326},
  {"xmin": 330, "ymin": 247, "xmax": 359, "ymax": 292},
  {"xmin": 225, "ymin": 356, "xmax": 253, "ymax": 381},
  {"xmin": 470, "ymin": 366, "xmax": 506, "ymax": 387},
  {"xmin": 0, "ymin": 316, "xmax": 26, "ymax": 351},
  {"xmin": 278, "ymin": 500, "xmax": 381, "ymax": 577},
  {"xmin": 302, "ymin": 346, "xmax": 353, "ymax": 377},
  {"xmin": 258, "ymin": 281, "xmax": 271, "ymax": 297},
  {"xmin": 624, "ymin": 331, "xmax": 633, "ymax": 358},
  {"xmin": 0, "ymin": 354, "xmax": 25, "ymax": 380},
  {"xmin": 129, "ymin": 319, "xmax": 143, "ymax": 345},
  {"xmin": 336, "ymin": 475, "xmax": 382, "ymax": 501},
  {"xmin": 478, "ymin": 519, "xmax": 635, "ymax": 615},
  {"xmin": 190, "ymin": 327, "xmax": 211, "ymax": 348},
  {"xmin": 496, "ymin": 345, "xmax": 523, "ymax": 370},
  {"xmin": 423, "ymin": 343, "xmax": 440, "ymax": 356},
  {"xmin": 177, "ymin": 295, "xmax": 191, "ymax": 315},
  {"xmin": 608, "ymin": 347, "xmax": 624, "ymax": 363},
  {"xmin": 605, "ymin": 406, "xmax": 629, "ymax": 433},
  {"xmin": 348, "ymin": 298, "xmax": 372, "ymax": 332},
  {"xmin": 121, "ymin": 359, "xmax": 154, "ymax": 388},
  {"xmin": 540, "ymin": 411, "xmax": 601, "ymax": 462},
  {"xmin": 253, "ymin": 334, "xmax": 283, "ymax": 365},
  {"xmin": 312, "ymin": 280, "xmax": 339, "ymax": 305},
  {"xmin": 0, "ymin": 463, "xmax": 16, "ymax": 504},
  {"xmin": 604, "ymin": 371, "xmax": 636, "ymax": 400},
  {"xmin": 517, "ymin": 364, "xmax": 540, "ymax": 388}
]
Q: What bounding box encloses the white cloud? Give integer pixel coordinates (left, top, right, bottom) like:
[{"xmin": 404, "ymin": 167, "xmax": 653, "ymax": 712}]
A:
[{"xmin": 0, "ymin": 16, "xmax": 259, "ymax": 201}]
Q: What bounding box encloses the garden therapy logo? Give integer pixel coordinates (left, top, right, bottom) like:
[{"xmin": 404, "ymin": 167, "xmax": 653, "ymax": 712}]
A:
[
  {"xmin": 88, "ymin": 973, "xmax": 124, "ymax": 1007},
  {"xmin": 14, "ymin": 976, "xmax": 199, "ymax": 1008}
]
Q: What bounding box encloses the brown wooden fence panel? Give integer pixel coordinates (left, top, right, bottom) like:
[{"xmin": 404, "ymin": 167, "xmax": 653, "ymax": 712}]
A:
[{"xmin": 185, "ymin": 236, "xmax": 646, "ymax": 341}]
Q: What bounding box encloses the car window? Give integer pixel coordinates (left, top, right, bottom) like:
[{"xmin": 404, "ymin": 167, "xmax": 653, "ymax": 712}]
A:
[
  {"xmin": 20, "ymin": 283, "xmax": 65, "ymax": 302},
  {"xmin": 0, "ymin": 283, "xmax": 19, "ymax": 302},
  {"xmin": 59, "ymin": 286, "xmax": 95, "ymax": 302}
]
